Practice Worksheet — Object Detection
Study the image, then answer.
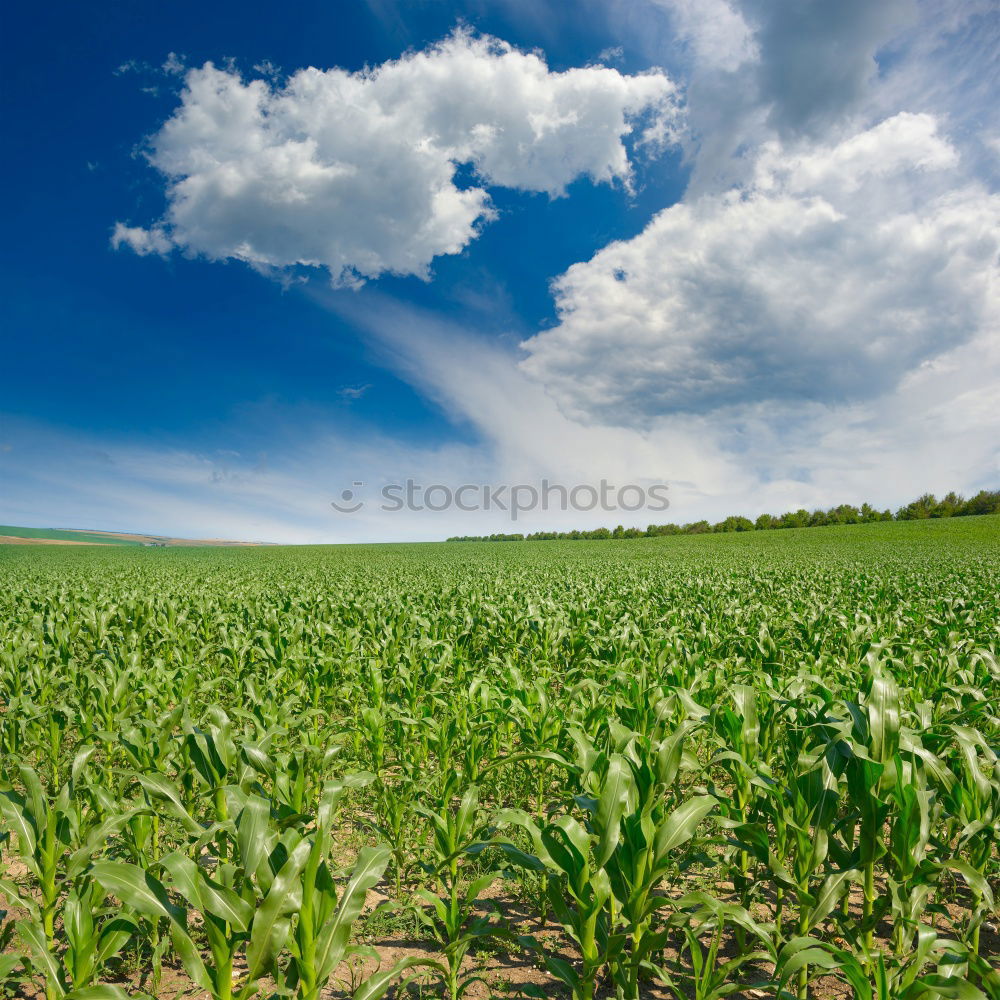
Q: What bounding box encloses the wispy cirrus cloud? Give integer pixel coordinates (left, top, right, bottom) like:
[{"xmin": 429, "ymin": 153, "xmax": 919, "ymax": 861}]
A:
[
  {"xmin": 337, "ymin": 384, "xmax": 373, "ymax": 402},
  {"xmin": 622, "ymin": 0, "xmax": 995, "ymax": 193}
]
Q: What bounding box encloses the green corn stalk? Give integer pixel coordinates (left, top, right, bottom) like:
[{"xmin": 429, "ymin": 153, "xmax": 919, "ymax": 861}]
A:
[
  {"xmin": 587, "ymin": 732, "xmax": 714, "ymax": 1000},
  {"xmin": 707, "ymin": 684, "xmax": 764, "ymax": 909},
  {"xmin": 279, "ymin": 778, "xmax": 437, "ymax": 1000},
  {"xmin": 732, "ymin": 701, "xmax": 855, "ymax": 998},
  {"xmin": 657, "ymin": 894, "xmax": 775, "ymax": 1000},
  {"xmin": 184, "ymin": 707, "xmax": 241, "ymax": 829},
  {"xmin": 881, "ymin": 757, "xmax": 939, "ymax": 956},
  {"xmin": 91, "ymin": 775, "xmax": 382, "ymax": 1000},
  {"xmin": 413, "ymin": 783, "xmax": 497, "ymax": 1000},
  {"xmin": 367, "ymin": 774, "xmax": 422, "ymax": 898},
  {"xmin": 60, "ymin": 881, "xmax": 138, "ymax": 995},
  {"xmin": 93, "ymin": 818, "xmax": 303, "ymax": 1000},
  {"xmin": 281, "ymin": 842, "xmax": 398, "ymax": 1000},
  {"xmin": 941, "ymin": 725, "xmax": 1000, "ymax": 955},
  {"xmin": 499, "ymin": 810, "xmax": 621, "ymax": 1000},
  {"xmin": 112, "ymin": 715, "xmax": 184, "ymax": 995},
  {"xmin": 0, "ymin": 759, "xmax": 141, "ymax": 1000},
  {"xmin": 499, "ymin": 749, "xmax": 716, "ymax": 1000},
  {"xmin": 777, "ymin": 927, "xmax": 999, "ymax": 1000}
]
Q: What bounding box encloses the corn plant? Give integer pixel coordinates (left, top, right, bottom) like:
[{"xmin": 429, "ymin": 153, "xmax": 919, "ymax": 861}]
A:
[
  {"xmin": 413, "ymin": 782, "xmax": 496, "ymax": 1000},
  {"xmin": 0, "ymin": 760, "xmax": 141, "ymax": 1000},
  {"xmin": 657, "ymin": 894, "xmax": 775, "ymax": 1000},
  {"xmin": 499, "ymin": 746, "xmax": 716, "ymax": 1000},
  {"xmin": 367, "ymin": 773, "xmax": 423, "ymax": 898},
  {"xmin": 278, "ymin": 780, "xmax": 434, "ymax": 1000},
  {"xmin": 499, "ymin": 809, "xmax": 619, "ymax": 1000},
  {"xmin": 777, "ymin": 929, "xmax": 999, "ymax": 1000}
]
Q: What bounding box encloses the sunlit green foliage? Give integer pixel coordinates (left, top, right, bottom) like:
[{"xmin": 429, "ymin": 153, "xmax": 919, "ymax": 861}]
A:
[{"xmin": 1, "ymin": 516, "xmax": 998, "ymax": 998}]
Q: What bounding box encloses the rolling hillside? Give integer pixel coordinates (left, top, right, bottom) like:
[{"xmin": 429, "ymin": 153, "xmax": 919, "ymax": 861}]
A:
[{"xmin": 0, "ymin": 525, "xmax": 271, "ymax": 546}]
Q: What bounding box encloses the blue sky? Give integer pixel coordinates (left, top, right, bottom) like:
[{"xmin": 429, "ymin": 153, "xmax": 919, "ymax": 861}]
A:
[{"xmin": 2, "ymin": 0, "xmax": 998, "ymax": 542}]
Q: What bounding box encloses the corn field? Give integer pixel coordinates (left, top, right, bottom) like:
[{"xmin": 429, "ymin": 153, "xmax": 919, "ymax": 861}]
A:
[{"xmin": 1, "ymin": 516, "xmax": 998, "ymax": 999}]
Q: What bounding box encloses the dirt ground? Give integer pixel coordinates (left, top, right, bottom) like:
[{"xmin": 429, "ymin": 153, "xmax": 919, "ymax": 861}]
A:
[
  {"xmin": 4, "ymin": 871, "xmax": 994, "ymax": 1000},
  {"xmin": 0, "ymin": 536, "xmax": 113, "ymax": 546}
]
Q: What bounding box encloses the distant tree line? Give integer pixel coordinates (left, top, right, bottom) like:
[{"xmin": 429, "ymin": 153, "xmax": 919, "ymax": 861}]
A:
[{"xmin": 445, "ymin": 489, "xmax": 1000, "ymax": 542}]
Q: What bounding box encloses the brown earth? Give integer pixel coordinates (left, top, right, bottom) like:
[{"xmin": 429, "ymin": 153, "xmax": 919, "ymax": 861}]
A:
[{"xmin": 0, "ymin": 536, "xmax": 113, "ymax": 546}]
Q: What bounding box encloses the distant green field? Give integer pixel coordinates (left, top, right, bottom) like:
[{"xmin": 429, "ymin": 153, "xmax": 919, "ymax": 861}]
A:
[
  {"xmin": 0, "ymin": 524, "xmax": 145, "ymax": 545},
  {"xmin": 1, "ymin": 513, "xmax": 998, "ymax": 998}
]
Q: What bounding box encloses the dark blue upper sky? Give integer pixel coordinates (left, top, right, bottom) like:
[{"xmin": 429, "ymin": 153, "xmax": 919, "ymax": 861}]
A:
[{"xmin": 2, "ymin": 0, "xmax": 684, "ymax": 452}]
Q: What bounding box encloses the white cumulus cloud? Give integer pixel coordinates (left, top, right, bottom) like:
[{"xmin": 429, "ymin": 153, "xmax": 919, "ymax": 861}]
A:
[
  {"xmin": 521, "ymin": 113, "xmax": 1000, "ymax": 424},
  {"xmin": 114, "ymin": 30, "xmax": 679, "ymax": 285}
]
